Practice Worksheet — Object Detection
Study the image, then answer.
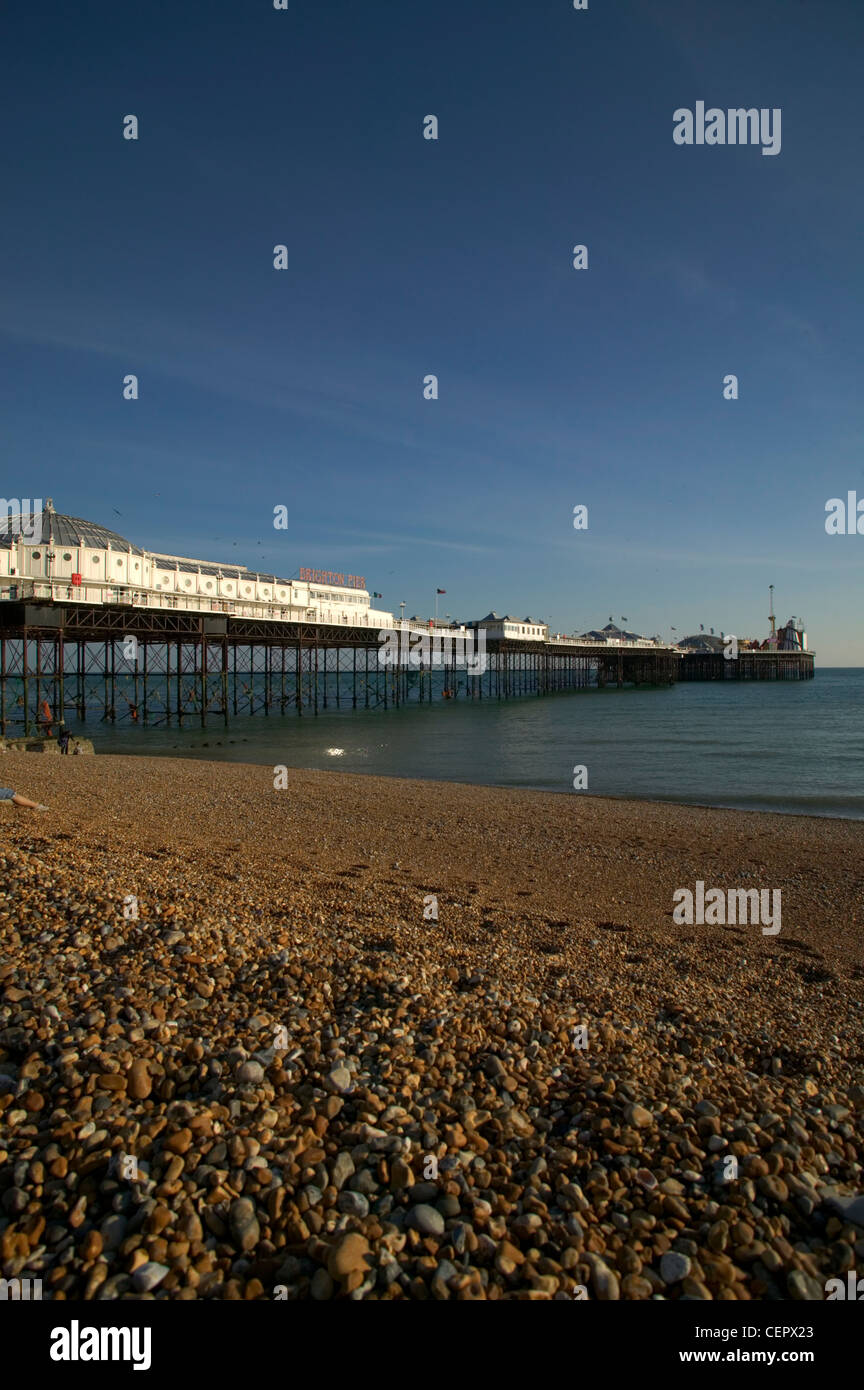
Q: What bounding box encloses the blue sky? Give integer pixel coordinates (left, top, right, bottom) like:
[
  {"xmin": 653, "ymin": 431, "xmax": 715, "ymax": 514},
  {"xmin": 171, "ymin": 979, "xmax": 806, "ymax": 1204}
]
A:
[{"xmin": 2, "ymin": 0, "xmax": 862, "ymax": 662}]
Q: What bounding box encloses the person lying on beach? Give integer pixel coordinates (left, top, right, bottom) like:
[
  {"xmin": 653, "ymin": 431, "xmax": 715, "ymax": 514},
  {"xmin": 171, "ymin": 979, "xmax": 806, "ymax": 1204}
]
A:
[{"xmin": 0, "ymin": 788, "xmax": 48, "ymax": 811}]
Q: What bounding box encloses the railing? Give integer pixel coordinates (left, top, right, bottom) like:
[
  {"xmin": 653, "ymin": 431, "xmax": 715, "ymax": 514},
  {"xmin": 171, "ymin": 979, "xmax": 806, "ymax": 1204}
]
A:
[
  {"xmin": 0, "ymin": 580, "xmax": 397, "ymax": 629},
  {"xmin": 545, "ymin": 635, "xmax": 670, "ymax": 650}
]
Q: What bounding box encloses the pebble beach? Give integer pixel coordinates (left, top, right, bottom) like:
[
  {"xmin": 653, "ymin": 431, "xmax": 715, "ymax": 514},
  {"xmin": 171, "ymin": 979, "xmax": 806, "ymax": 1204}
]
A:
[{"xmin": 1, "ymin": 755, "xmax": 863, "ymax": 1301}]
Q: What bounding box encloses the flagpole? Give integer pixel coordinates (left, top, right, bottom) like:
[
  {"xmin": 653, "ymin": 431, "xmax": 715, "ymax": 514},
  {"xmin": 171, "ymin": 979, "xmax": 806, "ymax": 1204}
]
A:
[{"xmin": 435, "ymin": 591, "xmax": 438, "ymax": 626}]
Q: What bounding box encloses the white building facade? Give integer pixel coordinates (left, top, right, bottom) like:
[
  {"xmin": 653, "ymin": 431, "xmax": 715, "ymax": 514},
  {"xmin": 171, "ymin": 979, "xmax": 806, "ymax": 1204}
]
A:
[
  {"xmin": 469, "ymin": 612, "xmax": 549, "ymax": 641},
  {"xmin": 0, "ymin": 502, "xmax": 394, "ymax": 630}
]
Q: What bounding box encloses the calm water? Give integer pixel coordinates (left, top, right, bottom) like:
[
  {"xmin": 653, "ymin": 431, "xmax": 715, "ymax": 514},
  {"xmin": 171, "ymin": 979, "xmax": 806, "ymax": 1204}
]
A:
[{"xmin": 80, "ymin": 668, "xmax": 863, "ymax": 820}]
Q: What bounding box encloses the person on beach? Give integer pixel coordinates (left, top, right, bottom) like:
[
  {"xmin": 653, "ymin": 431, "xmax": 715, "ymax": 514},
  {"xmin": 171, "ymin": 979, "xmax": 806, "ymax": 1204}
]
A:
[
  {"xmin": 0, "ymin": 788, "xmax": 48, "ymax": 811},
  {"xmin": 39, "ymin": 698, "xmax": 53, "ymax": 737},
  {"xmin": 57, "ymin": 723, "xmax": 71, "ymax": 754}
]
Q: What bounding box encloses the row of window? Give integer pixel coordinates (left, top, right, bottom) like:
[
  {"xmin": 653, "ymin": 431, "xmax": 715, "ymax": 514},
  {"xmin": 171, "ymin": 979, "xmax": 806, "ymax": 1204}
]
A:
[
  {"xmin": 30, "ymin": 551, "xmax": 143, "ymax": 570},
  {"xmin": 25, "ymin": 557, "xmax": 369, "ymax": 602},
  {"xmin": 313, "ymin": 590, "xmax": 365, "ymax": 603}
]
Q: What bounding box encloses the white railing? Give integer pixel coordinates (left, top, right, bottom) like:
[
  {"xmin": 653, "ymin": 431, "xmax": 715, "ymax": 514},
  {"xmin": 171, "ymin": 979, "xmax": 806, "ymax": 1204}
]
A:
[
  {"xmin": 545, "ymin": 635, "xmax": 670, "ymax": 650},
  {"xmin": 0, "ymin": 580, "xmax": 395, "ymax": 629}
]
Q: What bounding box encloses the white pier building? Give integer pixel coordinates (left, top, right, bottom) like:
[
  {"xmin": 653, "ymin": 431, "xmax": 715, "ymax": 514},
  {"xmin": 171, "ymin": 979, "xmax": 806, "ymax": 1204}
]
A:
[{"xmin": 0, "ymin": 501, "xmax": 395, "ymax": 630}]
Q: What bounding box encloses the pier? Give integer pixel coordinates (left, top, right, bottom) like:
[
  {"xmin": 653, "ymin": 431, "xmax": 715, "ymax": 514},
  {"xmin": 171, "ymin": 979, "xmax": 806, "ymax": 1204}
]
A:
[
  {"xmin": 0, "ymin": 602, "xmax": 679, "ymax": 734},
  {"xmin": 0, "ymin": 508, "xmax": 815, "ymax": 737},
  {"xmin": 678, "ymin": 650, "xmax": 814, "ymax": 681}
]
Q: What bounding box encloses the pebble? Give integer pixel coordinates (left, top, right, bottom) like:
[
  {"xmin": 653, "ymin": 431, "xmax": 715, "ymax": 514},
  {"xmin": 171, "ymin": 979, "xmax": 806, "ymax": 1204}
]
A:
[
  {"xmin": 660, "ymin": 1252, "xmax": 692, "ymax": 1284},
  {"xmin": 331, "ymin": 1152, "xmax": 355, "ymax": 1191},
  {"xmin": 409, "ymin": 1204, "xmax": 445, "ymax": 1237},
  {"xmin": 229, "ymin": 1198, "xmax": 260, "ymax": 1251},
  {"xmin": 310, "ymin": 1268, "xmax": 334, "ymax": 1300},
  {"xmin": 825, "ymin": 1194, "xmax": 864, "ymax": 1228},
  {"xmin": 0, "ymin": 779, "xmax": 861, "ymax": 1305},
  {"xmin": 327, "ymin": 1233, "xmax": 371, "ymax": 1286},
  {"xmin": 127, "ymin": 1059, "xmax": 151, "ymax": 1100},
  {"xmin": 624, "ymin": 1103, "xmax": 653, "ymax": 1128},
  {"xmin": 132, "ymin": 1262, "xmax": 169, "ymax": 1293},
  {"xmin": 787, "ymin": 1270, "xmax": 824, "ymax": 1301},
  {"xmin": 592, "ymin": 1262, "xmax": 620, "ymax": 1300},
  {"xmin": 327, "ymin": 1065, "xmax": 353, "ymax": 1094},
  {"xmin": 337, "ymin": 1191, "xmax": 369, "ymax": 1218}
]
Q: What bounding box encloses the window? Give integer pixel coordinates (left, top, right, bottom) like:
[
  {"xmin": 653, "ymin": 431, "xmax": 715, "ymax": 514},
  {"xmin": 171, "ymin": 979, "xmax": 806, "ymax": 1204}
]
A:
[
  {"xmin": 63, "ymin": 552, "xmax": 72, "ymax": 561},
  {"xmin": 32, "ymin": 551, "xmax": 41, "ymax": 559},
  {"xmin": 92, "ymin": 557, "xmax": 100, "ymax": 565}
]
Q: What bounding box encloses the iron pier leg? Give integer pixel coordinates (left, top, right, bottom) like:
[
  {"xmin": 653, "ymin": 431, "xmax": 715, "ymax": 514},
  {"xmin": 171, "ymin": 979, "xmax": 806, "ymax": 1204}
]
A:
[
  {"xmin": 22, "ymin": 629, "xmax": 30, "ymax": 734},
  {"xmin": 200, "ymin": 633, "xmax": 207, "ymax": 727}
]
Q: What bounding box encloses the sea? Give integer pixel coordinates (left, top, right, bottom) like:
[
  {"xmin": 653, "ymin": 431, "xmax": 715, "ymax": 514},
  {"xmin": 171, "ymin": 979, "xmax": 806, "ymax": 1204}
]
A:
[{"xmin": 70, "ymin": 667, "xmax": 863, "ymax": 821}]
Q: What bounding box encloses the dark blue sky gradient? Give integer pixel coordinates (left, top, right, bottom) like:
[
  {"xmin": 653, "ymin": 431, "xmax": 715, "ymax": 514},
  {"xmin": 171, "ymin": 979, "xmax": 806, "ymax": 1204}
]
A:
[{"xmin": 2, "ymin": 0, "xmax": 862, "ymax": 660}]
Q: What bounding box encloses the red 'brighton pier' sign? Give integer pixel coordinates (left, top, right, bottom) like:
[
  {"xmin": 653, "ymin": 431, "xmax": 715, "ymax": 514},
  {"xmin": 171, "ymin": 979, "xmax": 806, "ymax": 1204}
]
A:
[{"xmin": 299, "ymin": 568, "xmax": 366, "ymax": 589}]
